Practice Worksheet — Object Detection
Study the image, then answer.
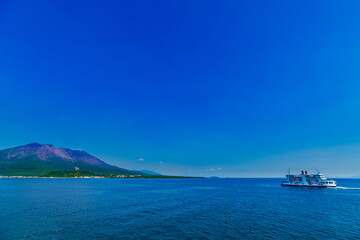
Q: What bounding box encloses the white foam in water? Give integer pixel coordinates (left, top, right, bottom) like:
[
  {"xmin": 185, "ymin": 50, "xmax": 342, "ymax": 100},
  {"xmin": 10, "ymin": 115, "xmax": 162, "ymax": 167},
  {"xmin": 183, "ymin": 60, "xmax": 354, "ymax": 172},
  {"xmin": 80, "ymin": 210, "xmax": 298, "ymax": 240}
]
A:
[{"xmin": 336, "ymin": 187, "xmax": 360, "ymax": 190}]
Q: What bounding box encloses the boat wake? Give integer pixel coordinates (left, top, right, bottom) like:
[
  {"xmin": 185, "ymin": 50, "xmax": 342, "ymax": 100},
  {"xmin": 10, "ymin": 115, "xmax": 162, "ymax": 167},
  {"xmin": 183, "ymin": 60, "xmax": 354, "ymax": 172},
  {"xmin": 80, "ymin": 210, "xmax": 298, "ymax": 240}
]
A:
[{"xmin": 336, "ymin": 186, "xmax": 360, "ymax": 190}]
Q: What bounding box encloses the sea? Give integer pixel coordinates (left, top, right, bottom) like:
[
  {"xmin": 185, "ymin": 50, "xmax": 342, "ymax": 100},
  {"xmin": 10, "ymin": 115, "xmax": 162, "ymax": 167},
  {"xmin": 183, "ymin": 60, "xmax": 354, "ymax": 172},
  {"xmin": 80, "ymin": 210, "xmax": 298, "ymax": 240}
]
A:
[{"xmin": 1, "ymin": 178, "xmax": 360, "ymax": 239}]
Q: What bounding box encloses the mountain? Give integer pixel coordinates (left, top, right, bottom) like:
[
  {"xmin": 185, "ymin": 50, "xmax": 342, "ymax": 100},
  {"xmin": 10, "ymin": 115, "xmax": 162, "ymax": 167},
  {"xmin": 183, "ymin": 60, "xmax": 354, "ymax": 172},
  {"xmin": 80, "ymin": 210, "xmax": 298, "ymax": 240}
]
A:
[
  {"xmin": 140, "ymin": 170, "xmax": 162, "ymax": 176},
  {"xmin": 0, "ymin": 143, "xmax": 144, "ymax": 176}
]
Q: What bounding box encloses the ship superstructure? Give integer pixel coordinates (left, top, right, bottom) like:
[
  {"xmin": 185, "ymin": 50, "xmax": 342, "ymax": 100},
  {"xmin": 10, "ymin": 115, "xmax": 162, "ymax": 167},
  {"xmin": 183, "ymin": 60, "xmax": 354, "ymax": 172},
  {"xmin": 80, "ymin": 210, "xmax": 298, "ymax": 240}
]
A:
[{"xmin": 281, "ymin": 169, "xmax": 336, "ymax": 187}]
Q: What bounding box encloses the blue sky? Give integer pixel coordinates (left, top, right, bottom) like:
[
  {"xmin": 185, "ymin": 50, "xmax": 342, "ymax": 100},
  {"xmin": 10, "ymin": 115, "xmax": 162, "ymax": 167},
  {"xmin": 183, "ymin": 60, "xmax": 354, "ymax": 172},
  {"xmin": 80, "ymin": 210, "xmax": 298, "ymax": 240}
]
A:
[{"xmin": 1, "ymin": 0, "xmax": 360, "ymax": 177}]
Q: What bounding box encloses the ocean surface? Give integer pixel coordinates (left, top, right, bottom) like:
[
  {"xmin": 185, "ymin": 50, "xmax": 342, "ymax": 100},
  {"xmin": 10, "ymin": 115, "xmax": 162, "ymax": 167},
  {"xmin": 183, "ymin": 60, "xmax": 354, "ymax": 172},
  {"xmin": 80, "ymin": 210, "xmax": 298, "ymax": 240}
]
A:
[{"xmin": 1, "ymin": 178, "xmax": 360, "ymax": 239}]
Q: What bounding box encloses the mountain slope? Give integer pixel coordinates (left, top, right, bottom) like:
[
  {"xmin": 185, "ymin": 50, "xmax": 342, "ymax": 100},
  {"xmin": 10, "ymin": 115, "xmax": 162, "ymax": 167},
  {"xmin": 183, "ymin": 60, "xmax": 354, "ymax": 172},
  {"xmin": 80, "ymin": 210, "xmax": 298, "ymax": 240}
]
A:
[
  {"xmin": 141, "ymin": 170, "xmax": 162, "ymax": 176},
  {"xmin": 0, "ymin": 143, "xmax": 143, "ymax": 176}
]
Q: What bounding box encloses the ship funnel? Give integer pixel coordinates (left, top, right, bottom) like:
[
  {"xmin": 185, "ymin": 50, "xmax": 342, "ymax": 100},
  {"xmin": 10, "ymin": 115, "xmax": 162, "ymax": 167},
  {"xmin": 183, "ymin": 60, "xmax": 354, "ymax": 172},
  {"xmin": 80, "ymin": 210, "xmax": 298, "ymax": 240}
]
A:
[
  {"xmin": 305, "ymin": 171, "xmax": 308, "ymax": 174},
  {"xmin": 302, "ymin": 171, "xmax": 304, "ymax": 174}
]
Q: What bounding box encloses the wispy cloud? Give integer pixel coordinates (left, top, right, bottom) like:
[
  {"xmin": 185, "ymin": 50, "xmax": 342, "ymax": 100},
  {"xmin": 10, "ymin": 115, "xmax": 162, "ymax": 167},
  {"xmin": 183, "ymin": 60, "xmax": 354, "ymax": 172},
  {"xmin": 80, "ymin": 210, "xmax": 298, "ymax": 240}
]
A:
[
  {"xmin": 205, "ymin": 168, "xmax": 222, "ymax": 172},
  {"xmin": 138, "ymin": 158, "xmax": 144, "ymax": 161},
  {"xmin": 159, "ymin": 161, "xmax": 163, "ymax": 164}
]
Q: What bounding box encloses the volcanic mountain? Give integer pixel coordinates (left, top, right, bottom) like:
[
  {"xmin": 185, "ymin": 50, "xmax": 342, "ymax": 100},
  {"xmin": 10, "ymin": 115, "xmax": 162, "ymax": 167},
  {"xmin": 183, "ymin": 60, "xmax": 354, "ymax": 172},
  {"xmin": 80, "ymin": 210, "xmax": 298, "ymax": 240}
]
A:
[{"xmin": 0, "ymin": 143, "xmax": 143, "ymax": 176}]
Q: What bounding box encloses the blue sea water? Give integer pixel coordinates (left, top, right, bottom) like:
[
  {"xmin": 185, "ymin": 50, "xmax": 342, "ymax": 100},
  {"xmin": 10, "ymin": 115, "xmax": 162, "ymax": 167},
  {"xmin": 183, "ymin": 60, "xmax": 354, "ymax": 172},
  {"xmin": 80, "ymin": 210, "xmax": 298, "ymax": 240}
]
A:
[{"xmin": 1, "ymin": 178, "xmax": 360, "ymax": 239}]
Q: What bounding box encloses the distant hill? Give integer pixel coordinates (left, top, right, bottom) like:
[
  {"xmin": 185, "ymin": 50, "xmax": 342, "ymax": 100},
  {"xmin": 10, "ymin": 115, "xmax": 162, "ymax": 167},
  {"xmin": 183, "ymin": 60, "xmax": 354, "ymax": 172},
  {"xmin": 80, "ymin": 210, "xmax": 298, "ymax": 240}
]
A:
[
  {"xmin": 141, "ymin": 170, "xmax": 163, "ymax": 176},
  {"xmin": 0, "ymin": 143, "xmax": 144, "ymax": 176}
]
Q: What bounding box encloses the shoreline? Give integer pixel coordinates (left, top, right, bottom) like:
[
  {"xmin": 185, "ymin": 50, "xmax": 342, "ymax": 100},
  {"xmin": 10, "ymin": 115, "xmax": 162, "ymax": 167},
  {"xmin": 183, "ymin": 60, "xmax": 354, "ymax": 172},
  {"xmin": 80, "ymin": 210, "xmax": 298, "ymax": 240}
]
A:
[{"xmin": 0, "ymin": 176, "xmax": 201, "ymax": 179}]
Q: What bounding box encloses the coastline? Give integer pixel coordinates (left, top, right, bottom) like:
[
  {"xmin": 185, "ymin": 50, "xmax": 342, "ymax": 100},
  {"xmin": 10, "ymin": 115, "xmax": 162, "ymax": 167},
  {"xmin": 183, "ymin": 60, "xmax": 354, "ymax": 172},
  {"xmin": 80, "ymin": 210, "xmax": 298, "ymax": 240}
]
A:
[{"xmin": 0, "ymin": 175, "xmax": 201, "ymax": 179}]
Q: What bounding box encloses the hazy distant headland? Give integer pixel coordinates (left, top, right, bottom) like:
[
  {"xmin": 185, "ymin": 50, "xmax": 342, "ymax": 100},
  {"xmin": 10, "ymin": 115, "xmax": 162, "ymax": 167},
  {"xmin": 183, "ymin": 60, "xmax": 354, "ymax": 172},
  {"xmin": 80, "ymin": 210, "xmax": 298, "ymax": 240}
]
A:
[{"xmin": 0, "ymin": 143, "xmax": 193, "ymax": 178}]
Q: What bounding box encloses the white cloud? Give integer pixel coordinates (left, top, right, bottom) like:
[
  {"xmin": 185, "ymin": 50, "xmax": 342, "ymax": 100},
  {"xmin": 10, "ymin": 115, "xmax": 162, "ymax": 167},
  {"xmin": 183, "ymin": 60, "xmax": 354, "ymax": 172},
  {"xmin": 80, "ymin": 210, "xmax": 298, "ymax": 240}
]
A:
[
  {"xmin": 205, "ymin": 168, "xmax": 221, "ymax": 172},
  {"xmin": 138, "ymin": 158, "xmax": 144, "ymax": 161}
]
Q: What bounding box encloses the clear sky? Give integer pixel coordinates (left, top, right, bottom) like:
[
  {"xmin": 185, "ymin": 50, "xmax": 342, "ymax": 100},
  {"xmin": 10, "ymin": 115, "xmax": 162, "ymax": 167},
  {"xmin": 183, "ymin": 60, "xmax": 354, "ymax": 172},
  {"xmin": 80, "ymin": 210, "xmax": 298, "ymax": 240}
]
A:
[{"xmin": 1, "ymin": 0, "xmax": 360, "ymax": 177}]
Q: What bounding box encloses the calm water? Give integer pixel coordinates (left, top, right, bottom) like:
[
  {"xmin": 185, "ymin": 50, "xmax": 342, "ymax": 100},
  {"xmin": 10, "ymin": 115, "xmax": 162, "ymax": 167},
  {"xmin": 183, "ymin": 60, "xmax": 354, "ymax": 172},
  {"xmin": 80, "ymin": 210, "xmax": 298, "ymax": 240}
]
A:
[{"xmin": 1, "ymin": 178, "xmax": 360, "ymax": 239}]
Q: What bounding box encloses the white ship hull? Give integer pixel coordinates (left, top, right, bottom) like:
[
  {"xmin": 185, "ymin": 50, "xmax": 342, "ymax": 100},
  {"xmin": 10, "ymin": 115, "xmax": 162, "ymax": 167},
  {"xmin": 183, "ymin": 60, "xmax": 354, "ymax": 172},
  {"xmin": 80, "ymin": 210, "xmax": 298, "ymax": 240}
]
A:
[{"xmin": 281, "ymin": 183, "xmax": 336, "ymax": 188}]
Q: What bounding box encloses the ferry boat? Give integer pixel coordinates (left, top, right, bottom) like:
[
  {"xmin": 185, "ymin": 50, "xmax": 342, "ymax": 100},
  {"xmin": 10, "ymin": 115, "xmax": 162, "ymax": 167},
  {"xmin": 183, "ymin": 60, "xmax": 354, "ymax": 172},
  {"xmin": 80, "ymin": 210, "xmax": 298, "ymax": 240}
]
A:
[{"xmin": 281, "ymin": 169, "xmax": 336, "ymax": 187}]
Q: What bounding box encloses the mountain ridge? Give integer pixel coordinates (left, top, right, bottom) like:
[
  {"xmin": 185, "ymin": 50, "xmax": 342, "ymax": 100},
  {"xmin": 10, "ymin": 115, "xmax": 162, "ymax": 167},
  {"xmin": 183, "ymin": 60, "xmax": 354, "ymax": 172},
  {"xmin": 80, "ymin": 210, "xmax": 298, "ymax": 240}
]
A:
[{"xmin": 0, "ymin": 143, "xmax": 144, "ymax": 176}]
